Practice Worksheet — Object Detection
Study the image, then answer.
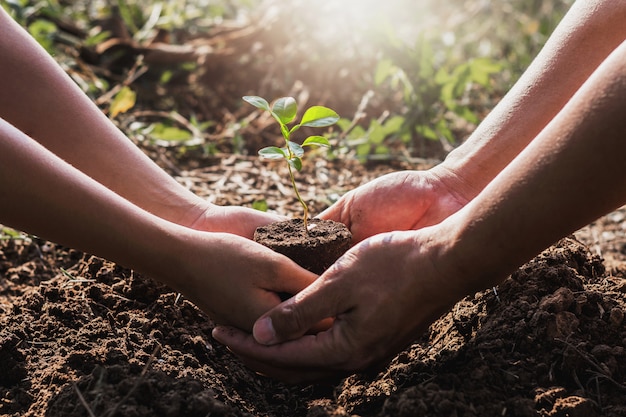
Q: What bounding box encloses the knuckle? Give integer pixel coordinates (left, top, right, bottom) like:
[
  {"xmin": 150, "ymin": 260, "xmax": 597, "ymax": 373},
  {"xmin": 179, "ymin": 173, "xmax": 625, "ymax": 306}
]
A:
[
  {"xmin": 273, "ymin": 301, "xmax": 309, "ymax": 338},
  {"xmin": 342, "ymin": 339, "xmax": 391, "ymax": 371}
]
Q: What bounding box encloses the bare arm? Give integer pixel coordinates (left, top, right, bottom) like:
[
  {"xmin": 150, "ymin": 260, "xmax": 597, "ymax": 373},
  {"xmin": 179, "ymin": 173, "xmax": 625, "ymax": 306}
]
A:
[
  {"xmin": 0, "ymin": 8, "xmax": 286, "ymax": 236},
  {"xmin": 0, "ymin": 117, "xmax": 316, "ymax": 330},
  {"xmin": 321, "ymin": 0, "xmax": 626, "ymax": 244},
  {"xmin": 435, "ymin": 0, "xmax": 626, "ymax": 200},
  {"xmin": 448, "ymin": 38, "xmax": 626, "ymax": 293}
]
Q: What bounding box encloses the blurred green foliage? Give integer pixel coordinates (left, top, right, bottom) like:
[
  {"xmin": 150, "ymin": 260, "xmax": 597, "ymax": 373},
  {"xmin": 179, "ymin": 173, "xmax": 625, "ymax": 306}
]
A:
[
  {"xmin": 0, "ymin": 0, "xmax": 575, "ymax": 161},
  {"xmin": 331, "ymin": 0, "xmax": 574, "ymax": 161}
]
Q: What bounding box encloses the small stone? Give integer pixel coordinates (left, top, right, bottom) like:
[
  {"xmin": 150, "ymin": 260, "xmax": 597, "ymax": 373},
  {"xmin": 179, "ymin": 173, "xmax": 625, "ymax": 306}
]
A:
[
  {"xmin": 546, "ymin": 311, "xmax": 579, "ymax": 339},
  {"xmin": 539, "ymin": 287, "xmax": 574, "ymax": 313},
  {"xmin": 551, "ymin": 396, "xmax": 597, "ymax": 417},
  {"xmin": 609, "ymin": 307, "xmax": 624, "ymax": 327}
]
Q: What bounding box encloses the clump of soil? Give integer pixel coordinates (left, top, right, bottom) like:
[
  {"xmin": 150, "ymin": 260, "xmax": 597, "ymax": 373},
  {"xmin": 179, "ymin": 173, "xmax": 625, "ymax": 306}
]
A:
[
  {"xmin": 2, "ymin": 233, "xmax": 626, "ymax": 417},
  {"xmin": 254, "ymin": 218, "xmax": 352, "ymax": 274}
]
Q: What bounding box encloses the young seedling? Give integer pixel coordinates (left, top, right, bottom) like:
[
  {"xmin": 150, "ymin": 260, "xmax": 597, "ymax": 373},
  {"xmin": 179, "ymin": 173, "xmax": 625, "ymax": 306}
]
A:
[{"xmin": 243, "ymin": 95, "xmax": 339, "ymax": 231}]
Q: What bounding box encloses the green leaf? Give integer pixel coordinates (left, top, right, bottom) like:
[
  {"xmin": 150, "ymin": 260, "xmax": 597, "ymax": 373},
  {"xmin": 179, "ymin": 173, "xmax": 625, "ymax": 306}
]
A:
[
  {"xmin": 287, "ymin": 141, "xmax": 304, "ymax": 158},
  {"xmin": 416, "ymin": 124, "xmax": 438, "ymax": 141},
  {"xmin": 242, "ymin": 95, "xmax": 270, "ymax": 111},
  {"xmin": 348, "ymin": 125, "xmax": 366, "ymax": 140},
  {"xmin": 1, "ymin": 227, "xmax": 23, "ymax": 239},
  {"xmin": 301, "ymin": 106, "xmax": 339, "ymax": 127},
  {"xmin": 252, "ymin": 199, "xmax": 268, "ymax": 212},
  {"xmin": 440, "ymin": 82, "xmax": 455, "ymax": 107},
  {"xmin": 280, "ymin": 123, "xmax": 290, "ymax": 140},
  {"xmin": 435, "ymin": 119, "xmax": 455, "ymax": 143},
  {"xmin": 469, "ymin": 58, "xmax": 502, "ymax": 86},
  {"xmin": 302, "ymin": 136, "xmax": 330, "ymax": 147},
  {"xmin": 454, "ymin": 105, "xmax": 479, "ymax": 124},
  {"xmin": 336, "ymin": 118, "xmax": 352, "ymax": 132},
  {"xmin": 28, "ymin": 19, "xmax": 57, "ymax": 53},
  {"xmin": 356, "ymin": 143, "xmax": 371, "ymax": 158},
  {"xmin": 84, "ymin": 30, "xmax": 111, "ymax": 47},
  {"xmin": 149, "ymin": 124, "xmax": 192, "ymax": 142},
  {"xmin": 288, "ymin": 156, "xmax": 303, "ymax": 171},
  {"xmin": 374, "ymin": 145, "xmax": 390, "ymax": 155},
  {"xmin": 374, "ymin": 58, "xmax": 395, "ymax": 85},
  {"xmin": 272, "ymin": 97, "xmax": 297, "ymax": 125},
  {"xmin": 109, "ymin": 86, "xmax": 136, "ymax": 118},
  {"xmin": 258, "ymin": 146, "xmax": 286, "ymax": 159},
  {"xmin": 368, "ymin": 120, "xmax": 385, "ymax": 144},
  {"xmin": 381, "ymin": 116, "xmax": 405, "ymax": 135}
]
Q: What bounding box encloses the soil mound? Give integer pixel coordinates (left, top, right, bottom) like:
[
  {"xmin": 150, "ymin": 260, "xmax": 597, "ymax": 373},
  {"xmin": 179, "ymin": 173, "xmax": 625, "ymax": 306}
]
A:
[{"xmin": 1, "ymin": 236, "xmax": 626, "ymax": 416}]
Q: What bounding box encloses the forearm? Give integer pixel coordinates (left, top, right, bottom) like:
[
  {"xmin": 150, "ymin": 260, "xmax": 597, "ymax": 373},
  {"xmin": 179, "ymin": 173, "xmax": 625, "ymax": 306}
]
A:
[
  {"xmin": 437, "ymin": 0, "xmax": 626, "ymax": 201},
  {"xmin": 0, "ymin": 117, "xmax": 192, "ymax": 284},
  {"xmin": 445, "ymin": 39, "xmax": 626, "ymax": 294},
  {"xmin": 0, "ymin": 9, "xmax": 207, "ymax": 227}
]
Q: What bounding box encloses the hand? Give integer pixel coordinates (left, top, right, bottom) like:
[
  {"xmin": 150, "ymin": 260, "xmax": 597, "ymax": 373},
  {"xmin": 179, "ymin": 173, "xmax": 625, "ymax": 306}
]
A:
[
  {"xmin": 319, "ymin": 168, "xmax": 471, "ymax": 243},
  {"xmin": 167, "ymin": 231, "xmax": 318, "ymax": 332},
  {"xmin": 187, "ymin": 204, "xmax": 287, "ymax": 239},
  {"xmin": 212, "ymin": 228, "xmax": 468, "ymax": 382}
]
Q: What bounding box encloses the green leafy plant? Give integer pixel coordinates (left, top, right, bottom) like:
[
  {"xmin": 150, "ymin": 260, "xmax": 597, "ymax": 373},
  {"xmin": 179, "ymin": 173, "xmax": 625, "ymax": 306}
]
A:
[
  {"xmin": 243, "ymin": 95, "xmax": 339, "ymax": 230},
  {"xmin": 374, "ymin": 38, "xmax": 503, "ymax": 155}
]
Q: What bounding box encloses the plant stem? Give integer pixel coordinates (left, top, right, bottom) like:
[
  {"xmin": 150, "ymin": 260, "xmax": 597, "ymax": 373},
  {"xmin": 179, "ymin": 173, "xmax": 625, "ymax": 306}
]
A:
[
  {"xmin": 282, "ymin": 125, "xmax": 310, "ymax": 234},
  {"xmin": 287, "ymin": 163, "xmax": 309, "ymax": 232}
]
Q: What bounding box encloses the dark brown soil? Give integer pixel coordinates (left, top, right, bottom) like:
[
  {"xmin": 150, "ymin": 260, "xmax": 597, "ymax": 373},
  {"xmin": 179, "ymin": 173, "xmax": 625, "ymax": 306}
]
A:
[
  {"xmin": 5, "ymin": 3, "xmax": 624, "ymax": 415},
  {"xmin": 254, "ymin": 218, "xmax": 352, "ymax": 275},
  {"xmin": 2, "ymin": 155, "xmax": 626, "ymax": 417}
]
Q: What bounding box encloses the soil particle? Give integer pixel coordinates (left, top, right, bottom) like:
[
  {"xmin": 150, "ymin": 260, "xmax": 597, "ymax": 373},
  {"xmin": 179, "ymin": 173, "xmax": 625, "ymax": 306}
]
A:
[
  {"xmin": 2, "ymin": 230, "xmax": 626, "ymax": 416},
  {"xmin": 254, "ymin": 218, "xmax": 351, "ymax": 274}
]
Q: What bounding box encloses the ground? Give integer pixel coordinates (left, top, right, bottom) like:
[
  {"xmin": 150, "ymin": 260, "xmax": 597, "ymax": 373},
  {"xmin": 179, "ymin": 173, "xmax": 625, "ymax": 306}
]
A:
[
  {"xmin": 1, "ymin": 2, "xmax": 624, "ymax": 413},
  {"xmin": 1, "ymin": 155, "xmax": 626, "ymax": 417}
]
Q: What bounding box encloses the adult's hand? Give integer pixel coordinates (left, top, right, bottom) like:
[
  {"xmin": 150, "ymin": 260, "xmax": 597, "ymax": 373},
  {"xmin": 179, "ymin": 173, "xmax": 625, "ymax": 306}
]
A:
[
  {"xmin": 319, "ymin": 168, "xmax": 472, "ymax": 243},
  {"xmin": 212, "ymin": 228, "xmax": 469, "ymax": 382}
]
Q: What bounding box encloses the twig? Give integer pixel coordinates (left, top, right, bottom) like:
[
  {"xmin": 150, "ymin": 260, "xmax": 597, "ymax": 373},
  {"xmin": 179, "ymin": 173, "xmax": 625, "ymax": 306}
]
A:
[
  {"xmin": 104, "ymin": 344, "xmax": 162, "ymax": 417},
  {"xmin": 338, "ymin": 90, "xmax": 373, "ymax": 140},
  {"xmin": 129, "ymin": 109, "xmax": 204, "ymax": 140},
  {"xmin": 95, "ymin": 56, "xmax": 148, "ymax": 106},
  {"xmin": 555, "ymin": 338, "xmax": 626, "ymax": 391},
  {"xmin": 73, "ymin": 382, "xmax": 97, "ymax": 417}
]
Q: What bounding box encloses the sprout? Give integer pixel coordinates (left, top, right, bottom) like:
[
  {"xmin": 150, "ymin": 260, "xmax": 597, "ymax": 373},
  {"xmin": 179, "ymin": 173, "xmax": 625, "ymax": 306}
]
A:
[{"xmin": 243, "ymin": 95, "xmax": 339, "ymax": 231}]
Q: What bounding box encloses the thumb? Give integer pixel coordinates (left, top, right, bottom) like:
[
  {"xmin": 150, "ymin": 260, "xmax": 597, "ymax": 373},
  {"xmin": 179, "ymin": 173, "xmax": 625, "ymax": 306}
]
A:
[
  {"xmin": 318, "ymin": 195, "xmax": 350, "ymax": 224},
  {"xmin": 253, "ymin": 279, "xmax": 339, "ymax": 345}
]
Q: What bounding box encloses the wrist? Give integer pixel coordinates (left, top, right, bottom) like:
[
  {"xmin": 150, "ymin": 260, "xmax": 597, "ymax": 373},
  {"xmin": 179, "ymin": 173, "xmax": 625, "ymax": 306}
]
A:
[
  {"xmin": 428, "ymin": 160, "xmax": 484, "ymax": 206},
  {"xmin": 435, "ymin": 208, "xmax": 521, "ymax": 297},
  {"xmin": 168, "ymin": 198, "xmax": 216, "ymax": 231},
  {"xmin": 134, "ymin": 223, "xmax": 210, "ymax": 296}
]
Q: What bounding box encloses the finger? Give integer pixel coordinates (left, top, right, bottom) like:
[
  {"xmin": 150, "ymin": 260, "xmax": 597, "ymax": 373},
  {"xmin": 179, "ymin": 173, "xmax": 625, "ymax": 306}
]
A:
[
  {"xmin": 213, "ymin": 324, "xmax": 396, "ymax": 383},
  {"xmin": 318, "ymin": 193, "xmax": 352, "ymax": 226},
  {"xmin": 212, "ymin": 323, "xmax": 351, "ymax": 370},
  {"xmin": 251, "ymin": 266, "xmax": 349, "ymax": 345},
  {"xmin": 271, "ymin": 260, "xmax": 318, "ymax": 296},
  {"xmin": 318, "ymin": 203, "xmax": 341, "ymax": 222}
]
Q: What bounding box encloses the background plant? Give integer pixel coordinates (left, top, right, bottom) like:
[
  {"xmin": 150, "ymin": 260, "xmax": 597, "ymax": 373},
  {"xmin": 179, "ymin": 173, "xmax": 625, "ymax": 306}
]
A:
[
  {"xmin": 243, "ymin": 96, "xmax": 339, "ymax": 230},
  {"xmin": 1, "ymin": 0, "xmax": 574, "ymax": 163}
]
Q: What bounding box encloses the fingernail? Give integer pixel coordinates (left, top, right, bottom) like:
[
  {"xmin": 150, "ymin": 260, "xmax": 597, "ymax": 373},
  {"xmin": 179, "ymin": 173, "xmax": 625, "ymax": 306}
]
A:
[
  {"xmin": 253, "ymin": 316, "xmax": 276, "ymax": 345},
  {"xmin": 211, "ymin": 326, "xmax": 228, "ymax": 342}
]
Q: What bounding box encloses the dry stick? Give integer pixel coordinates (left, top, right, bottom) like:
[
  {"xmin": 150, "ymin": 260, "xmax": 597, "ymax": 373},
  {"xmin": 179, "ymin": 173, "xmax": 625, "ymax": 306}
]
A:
[
  {"xmin": 104, "ymin": 344, "xmax": 162, "ymax": 417},
  {"xmin": 555, "ymin": 338, "xmax": 626, "ymax": 391},
  {"xmin": 73, "ymin": 383, "xmax": 97, "ymax": 417},
  {"xmin": 94, "ymin": 56, "xmax": 148, "ymax": 107},
  {"xmin": 128, "ymin": 109, "xmax": 205, "ymax": 139},
  {"xmin": 338, "ymin": 90, "xmax": 373, "ymax": 141}
]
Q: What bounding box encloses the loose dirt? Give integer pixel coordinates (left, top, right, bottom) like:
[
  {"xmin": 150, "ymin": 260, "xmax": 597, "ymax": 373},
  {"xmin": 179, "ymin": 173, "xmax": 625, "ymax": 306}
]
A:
[
  {"xmin": 254, "ymin": 218, "xmax": 352, "ymax": 274},
  {"xmin": 1, "ymin": 157, "xmax": 626, "ymax": 417}
]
